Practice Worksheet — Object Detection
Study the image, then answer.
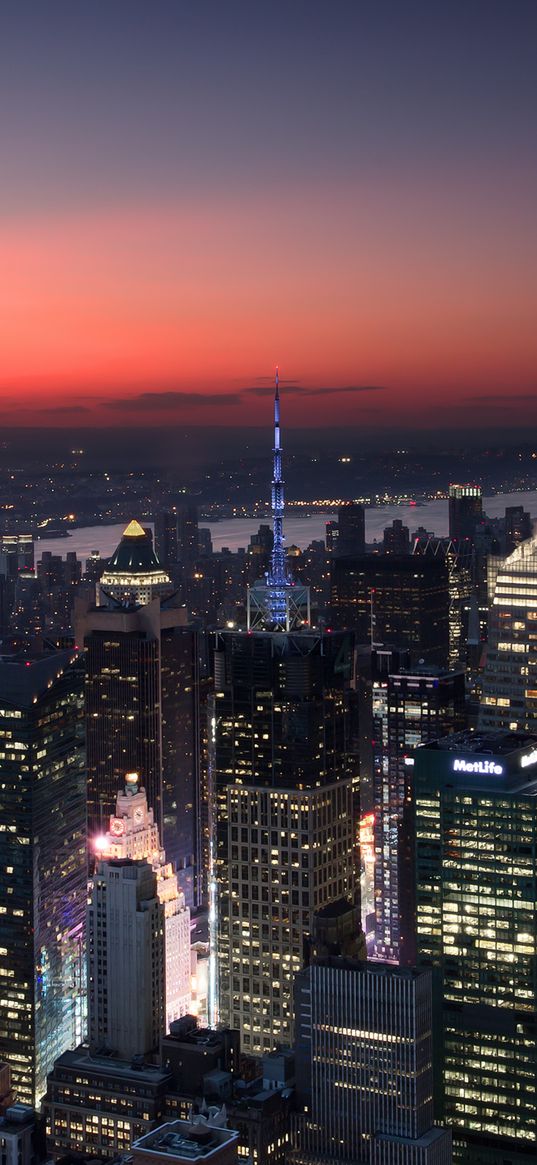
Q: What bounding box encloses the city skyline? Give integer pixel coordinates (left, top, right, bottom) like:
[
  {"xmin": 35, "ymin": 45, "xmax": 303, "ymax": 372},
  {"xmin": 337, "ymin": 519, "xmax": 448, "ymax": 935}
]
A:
[{"xmin": 1, "ymin": 1, "xmax": 536, "ymax": 431}]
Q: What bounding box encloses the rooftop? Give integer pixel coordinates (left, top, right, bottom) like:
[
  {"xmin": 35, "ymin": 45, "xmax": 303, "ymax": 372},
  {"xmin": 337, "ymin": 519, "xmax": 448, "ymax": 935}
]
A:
[
  {"xmin": 133, "ymin": 1119, "xmax": 238, "ymax": 1162},
  {"xmin": 425, "ymin": 729, "xmax": 537, "ymax": 757},
  {"xmin": 103, "ymin": 521, "xmax": 167, "ymax": 577},
  {"xmin": 312, "ymin": 957, "xmax": 423, "ymax": 980},
  {"xmin": 50, "ymin": 1045, "xmax": 171, "ymax": 1085},
  {"xmin": 0, "ymin": 646, "xmax": 79, "ymax": 707}
]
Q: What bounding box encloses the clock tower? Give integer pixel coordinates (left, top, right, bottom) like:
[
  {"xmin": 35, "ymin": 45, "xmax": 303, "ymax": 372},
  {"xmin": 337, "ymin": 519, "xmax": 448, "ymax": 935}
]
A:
[{"xmin": 94, "ymin": 772, "xmax": 191, "ymax": 1027}]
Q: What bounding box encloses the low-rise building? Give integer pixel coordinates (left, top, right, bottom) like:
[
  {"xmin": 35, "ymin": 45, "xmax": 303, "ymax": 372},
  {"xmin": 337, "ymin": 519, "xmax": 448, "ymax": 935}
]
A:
[{"xmin": 44, "ymin": 1047, "xmax": 172, "ymax": 1159}]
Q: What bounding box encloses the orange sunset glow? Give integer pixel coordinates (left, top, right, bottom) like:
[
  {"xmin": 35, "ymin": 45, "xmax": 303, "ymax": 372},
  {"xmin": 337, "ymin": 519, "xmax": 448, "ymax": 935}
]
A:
[{"xmin": 1, "ymin": 4, "xmax": 536, "ymax": 430}]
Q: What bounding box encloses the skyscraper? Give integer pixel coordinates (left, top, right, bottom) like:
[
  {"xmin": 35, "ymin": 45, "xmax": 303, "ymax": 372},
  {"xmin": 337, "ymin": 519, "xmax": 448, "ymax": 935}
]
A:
[
  {"xmin": 415, "ymin": 730, "xmax": 537, "ymax": 1163},
  {"xmin": 94, "ymin": 772, "xmax": 191, "ymax": 1027},
  {"xmin": 504, "ymin": 505, "xmax": 532, "ymax": 555},
  {"xmin": 210, "ymin": 626, "xmax": 356, "ymax": 1052},
  {"xmin": 331, "ymin": 553, "xmax": 450, "ymax": 664},
  {"xmin": 412, "ymin": 538, "xmax": 474, "ymax": 670},
  {"xmin": 88, "ymin": 857, "xmax": 165, "ymax": 1060},
  {"xmin": 177, "ymin": 502, "xmax": 199, "ymax": 564},
  {"xmin": 383, "ymin": 517, "xmax": 410, "ymax": 555},
  {"xmin": 99, "ymin": 520, "xmax": 173, "ymax": 605},
  {"xmin": 75, "ymin": 586, "xmax": 202, "ymax": 905},
  {"xmin": 210, "ymin": 375, "xmax": 359, "ymax": 1051},
  {"xmin": 372, "ymin": 666, "xmax": 466, "ymax": 965},
  {"xmin": 337, "ymin": 503, "xmax": 365, "ymax": 557},
  {"xmin": 448, "ymin": 485, "xmax": 482, "ymax": 544},
  {"xmin": 294, "ymin": 911, "xmax": 451, "ymax": 1165},
  {"xmin": 479, "ymin": 533, "xmax": 537, "ymax": 734},
  {"xmin": 0, "ymin": 644, "xmax": 86, "ymax": 1107},
  {"xmin": 154, "ymin": 510, "xmax": 179, "ymax": 571}
]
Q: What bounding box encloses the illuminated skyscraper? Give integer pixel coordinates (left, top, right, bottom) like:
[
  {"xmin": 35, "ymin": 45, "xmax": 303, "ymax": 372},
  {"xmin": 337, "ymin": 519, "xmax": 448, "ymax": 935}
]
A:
[
  {"xmin": 75, "ymin": 590, "xmax": 202, "ymax": 905},
  {"xmin": 448, "ymin": 485, "xmax": 483, "ymax": 544},
  {"xmin": 100, "ymin": 520, "xmax": 172, "ymax": 605},
  {"xmin": 210, "ymin": 376, "xmax": 359, "ymax": 1051},
  {"xmin": 210, "ymin": 626, "xmax": 357, "ymax": 1052},
  {"xmin": 415, "ymin": 731, "xmax": 537, "ymax": 1163},
  {"xmin": 372, "ymin": 666, "xmax": 466, "ymax": 966},
  {"xmin": 0, "ymin": 644, "xmax": 86, "ymax": 1108},
  {"xmin": 294, "ymin": 908, "xmax": 452, "ymax": 1165},
  {"xmin": 479, "ymin": 533, "xmax": 537, "ymax": 733},
  {"xmin": 94, "ymin": 773, "xmax": 191, "ymax": 1027}
]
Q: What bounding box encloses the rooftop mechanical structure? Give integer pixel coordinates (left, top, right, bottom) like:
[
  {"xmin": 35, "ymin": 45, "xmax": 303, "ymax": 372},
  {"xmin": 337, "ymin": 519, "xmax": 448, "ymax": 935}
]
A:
[{"xmin": 247, "ymin": 369, "xmax": 310, "ymax": 631}]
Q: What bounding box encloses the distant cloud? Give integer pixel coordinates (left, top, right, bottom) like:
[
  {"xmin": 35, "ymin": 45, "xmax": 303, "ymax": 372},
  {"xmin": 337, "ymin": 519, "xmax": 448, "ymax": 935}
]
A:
[
  {"xmin": 0, "ymin": 403, "xmax": 91, "ymax": 415},
  {"xmin": 40, "ymin": 404, "xmax": 92, "ymax": 414},
  {"xmin": 464, "ymin": 392, "xmax": 537, "ymax": 403},
  {"xmin": 245, "ymin": 384, "xmax": 307, "ymax": 397},
  {"xmin": 245, "ymin": 384, "xmax": 387, "ymax": 398},
  {"xmin": 104, "ymin": 391, "xmax": 242, "ymax": 411}
]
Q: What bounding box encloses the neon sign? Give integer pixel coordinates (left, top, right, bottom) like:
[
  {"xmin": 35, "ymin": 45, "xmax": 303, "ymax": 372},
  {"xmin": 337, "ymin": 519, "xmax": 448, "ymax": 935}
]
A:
[
  {"xmin": 452, "ymin": 758, "xmax": 503, "ymax": 776},
  {"xmin": 521, "ymin": 748, "xmax": 537, "ymax": 769}
]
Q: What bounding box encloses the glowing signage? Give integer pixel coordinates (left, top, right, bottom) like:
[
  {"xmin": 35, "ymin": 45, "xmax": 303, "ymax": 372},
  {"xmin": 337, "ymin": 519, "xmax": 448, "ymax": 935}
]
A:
[
  {"xmin": 452, "ymin": 758, "xmax": 503, "ymax": 776},
  {"xmin": 521, "ymin": 748, "xmax": 537, "ymax": 769},
  {"xmin": 359, "ymin": 813, "xmax": 375, "ymax": 868}
]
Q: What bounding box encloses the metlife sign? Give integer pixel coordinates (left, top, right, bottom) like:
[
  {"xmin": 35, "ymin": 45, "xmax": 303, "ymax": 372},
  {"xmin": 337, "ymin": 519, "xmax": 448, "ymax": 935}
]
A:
[
  {"xmin": 450, "ymin": 749, "xmax": 537, "ymax": 778},
  {"xmin": 452, "ymin": 758, "xmax": 504, "ymax": 776}
]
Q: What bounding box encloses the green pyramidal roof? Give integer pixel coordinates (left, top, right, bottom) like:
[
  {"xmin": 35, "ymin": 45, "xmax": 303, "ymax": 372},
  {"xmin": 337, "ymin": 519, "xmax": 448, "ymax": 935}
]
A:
[{"xmin": 106, "ymin": 520, "xmax": 164, "ymax": 575}]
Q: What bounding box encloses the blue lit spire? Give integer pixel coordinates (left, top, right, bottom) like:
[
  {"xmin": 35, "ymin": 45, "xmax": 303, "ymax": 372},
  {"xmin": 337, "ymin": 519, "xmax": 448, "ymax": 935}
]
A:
[
  {"xmin": 269, "ymin": 367, "xmax": 288, "ymax": 588},
  {"xmin": 246, "ymin": 368, "xmax": 310, "ymax": 632}
]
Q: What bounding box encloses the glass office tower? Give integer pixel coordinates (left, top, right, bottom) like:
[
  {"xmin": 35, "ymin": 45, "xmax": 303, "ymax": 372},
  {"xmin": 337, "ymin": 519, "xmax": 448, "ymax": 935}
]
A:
[
  {"xmin": 479, "ymin": 533, "xmax": 537, "ymax": 734},
  {"xmin": 415, "ymin": 730, "xmax": 537, "ymax": 1164},
  {"xmin": 0, "ymin": 645, "xmax": 86, "ymax": 1108}
]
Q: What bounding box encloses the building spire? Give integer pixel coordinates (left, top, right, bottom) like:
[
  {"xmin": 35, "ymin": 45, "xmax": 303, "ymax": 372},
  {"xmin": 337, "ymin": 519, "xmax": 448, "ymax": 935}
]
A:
[
  {"xmin": 269, "ymin": 366, "xmax": 288, "ymax": 591},
  {"xmin": 246, "ymin": 367, "xmax": 310, "ymax": 632}
]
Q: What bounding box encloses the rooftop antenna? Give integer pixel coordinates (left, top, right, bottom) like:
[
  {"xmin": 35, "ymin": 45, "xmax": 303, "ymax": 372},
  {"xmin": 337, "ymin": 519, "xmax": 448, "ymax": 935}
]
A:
[
  {"xmin": 268, "ymin": 366, "xmax": 288, "ymax": 593},
  {"xmin": 246, "ymin": 367, "xmax": 310, "ymax": 631}
]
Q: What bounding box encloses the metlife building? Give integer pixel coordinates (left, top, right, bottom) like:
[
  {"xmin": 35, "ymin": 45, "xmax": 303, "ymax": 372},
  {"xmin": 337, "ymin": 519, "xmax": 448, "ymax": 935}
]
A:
[{"xmin": 414, "ymin": 730, "xmax": 537, "ymax": 1165}]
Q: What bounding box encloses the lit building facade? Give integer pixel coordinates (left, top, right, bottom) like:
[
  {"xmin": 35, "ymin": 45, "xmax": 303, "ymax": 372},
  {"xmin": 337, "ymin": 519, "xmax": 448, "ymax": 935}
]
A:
[
  {"xmin": 210, "ymin": 625, "xmax": 357, "ymax": 1052},
  {"xmin": 373, "ymin": 667, "xmax": 466, "ymax": 965},
  {"xmin": 415, "ymin": 731, "xmax": 537, "ymax": 1163},
  {"xmin": 75, "ymin": 592, "xmax": 202, "ymax": 905},
  {"xmin": 294, "ymin": 958, "xmax": 451, "ymax": 1165},
  {"xmin": 94, "ymin": 773, "xmax": 191, "ymax": 1027},
  {"xmin": 44, "ymin": 1049, "xmax": 172, "ymax": 1159},
  {"xmin": 0, "ymin": 646, "xmax": 86, "ymax": 1108},
  {"xmin": 99, "ymin": 520, "xmax": 172, "ymax": 605},
  {"xmin": 479, "ymin": 533, "xmax": 537, "ymax": 734}
]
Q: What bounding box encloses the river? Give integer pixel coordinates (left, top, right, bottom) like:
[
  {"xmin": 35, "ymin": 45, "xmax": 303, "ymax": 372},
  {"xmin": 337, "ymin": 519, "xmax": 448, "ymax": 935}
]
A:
[{"xmin": 35, "ymin": 490, "xmax": 537, "ymax": 563}]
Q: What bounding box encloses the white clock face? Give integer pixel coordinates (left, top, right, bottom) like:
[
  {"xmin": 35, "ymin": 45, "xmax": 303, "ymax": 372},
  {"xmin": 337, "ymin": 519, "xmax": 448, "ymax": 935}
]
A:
[
  {"xmin": 134, "ymin": 808, "xmax": 144, "ymax": 824},
  {"xmin": 111, "ymin": 819, "xmax": 124, "ymax": 836}
]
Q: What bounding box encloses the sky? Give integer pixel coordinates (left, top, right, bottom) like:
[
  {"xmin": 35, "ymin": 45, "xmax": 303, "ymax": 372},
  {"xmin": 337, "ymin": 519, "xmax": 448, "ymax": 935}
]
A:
[{"xmin": 1, "ymin": 1, "xmax": 536, "ymax": 431}]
